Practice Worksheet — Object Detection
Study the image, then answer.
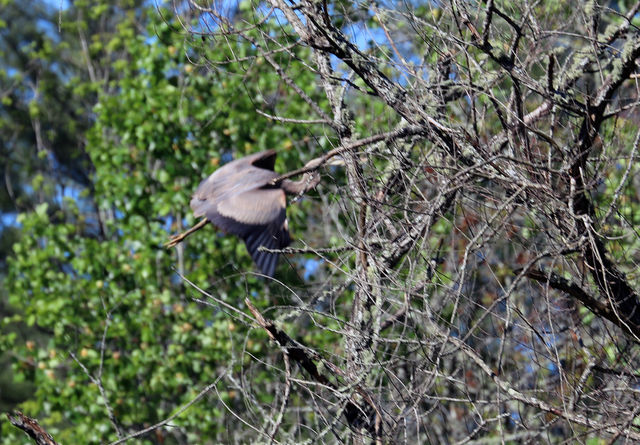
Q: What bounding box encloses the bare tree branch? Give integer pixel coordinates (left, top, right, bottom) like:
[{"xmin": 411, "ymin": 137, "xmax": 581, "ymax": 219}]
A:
[{"xmin": 6, "ymin": 412, "xmax": 58, "ymax": 445}]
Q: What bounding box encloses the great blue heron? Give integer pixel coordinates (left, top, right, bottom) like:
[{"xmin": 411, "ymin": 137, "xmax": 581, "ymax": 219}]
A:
[{"xmin": 167, "ymin": 149, "xmax": 324, "ymax": 277}]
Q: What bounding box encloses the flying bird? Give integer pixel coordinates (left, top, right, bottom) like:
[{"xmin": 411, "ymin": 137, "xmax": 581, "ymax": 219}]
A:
[{"xmin": 167, "ymin": 149, "xmax": 323, "ymax": 277}]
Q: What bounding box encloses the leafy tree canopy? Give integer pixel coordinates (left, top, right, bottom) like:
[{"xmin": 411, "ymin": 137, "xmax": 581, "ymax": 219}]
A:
[{"xmin": 3, "ymin": 5, "xmax": 331, "ymax": 443}]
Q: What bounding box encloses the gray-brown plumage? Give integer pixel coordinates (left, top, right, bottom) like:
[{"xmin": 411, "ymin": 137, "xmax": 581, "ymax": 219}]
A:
[{"xmin": 168, "ymin": 150, "xmax": 321, "ymax": 277}]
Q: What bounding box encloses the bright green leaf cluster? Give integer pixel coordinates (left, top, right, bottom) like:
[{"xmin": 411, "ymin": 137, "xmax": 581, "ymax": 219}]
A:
[{"xmin": 5, "ymin": 9, "xmax": 332, "ymax": 444}]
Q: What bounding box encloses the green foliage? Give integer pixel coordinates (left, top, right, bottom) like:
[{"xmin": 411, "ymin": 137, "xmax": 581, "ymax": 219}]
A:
[
  {"xmin": 4, "ymin": 10, "xmax": 329, "ymax": 444},
  {"xmin": 4, "ymin": 0, "xmax": 640, "ymax": 443},
  {"xmin": 0, "ymin": 0, "xmax": 139, "ymax": 420}
]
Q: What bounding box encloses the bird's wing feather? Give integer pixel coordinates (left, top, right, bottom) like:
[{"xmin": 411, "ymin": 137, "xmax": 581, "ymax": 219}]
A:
[
  {"xmin": 244, "ymin": 222, "xmax": 290, "ymax": 277},
  {"xmin": 191, "ymin": 167, "xmax": 279, "ymax": 217},
  {"xmin": 187, "ymin": 150, "xmax": 287, "ymax": 276},
  {"xmin": 217, "ymin": 188, "xmax": 286, "ymax": 226},
  {"xmin": 191, "ymin": 188, "xmax": 290, "ymax": 277},
  {"xmin": 250, "ymin": 149, "xmax": 277, "ymax": 171},
  {"xmin": 191, "ymin": 188, "xmax": 285, "ymax": 237}
]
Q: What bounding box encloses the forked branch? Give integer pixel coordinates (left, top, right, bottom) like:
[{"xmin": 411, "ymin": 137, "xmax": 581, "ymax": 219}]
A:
[{"xmin": 244, "ymin": 298, "xmax": 383, "ymax": 440}]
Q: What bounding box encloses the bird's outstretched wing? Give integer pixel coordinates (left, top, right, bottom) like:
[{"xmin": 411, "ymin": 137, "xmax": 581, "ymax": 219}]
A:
[
  {"xmin": 242, "ymin": 214, "xmax": 291, "ymax": 277},
  {"xmin": 187, "ymin": 150, "xmax": 288, "ymax": 276},
  {"xmin": 191, "ymin": 187, "xmax": 291, "ymax": 276},
  {"xmin": 249, "ymin": 149, "xmax": 277, "ymax": 171}
]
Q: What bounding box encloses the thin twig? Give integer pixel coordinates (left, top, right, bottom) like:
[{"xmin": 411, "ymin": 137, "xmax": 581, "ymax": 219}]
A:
[
  {"xmin": 70, "ymin": 350, "xmax": 123, "ymax": 438},
  {"xmin": 269, "ymin": 125, "xmax": 427, "ymax": 185},
  {"xmin": 244, "ymin": 298, "xmax": 381, "ymax": 437},
  {"xmin": 107, "ymin": 379, "xmax": 222, "ymax": 445},
  {"xmin": 255, "ymin": 109, "xmax": 333, "ymax": 125}
]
